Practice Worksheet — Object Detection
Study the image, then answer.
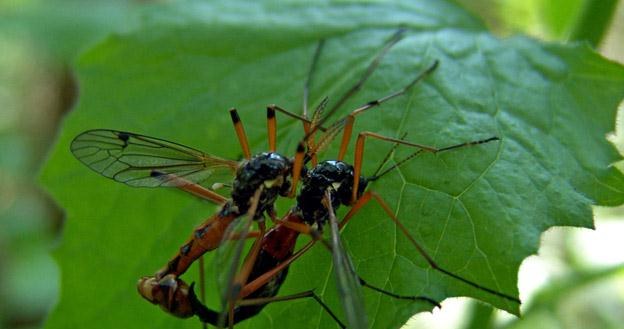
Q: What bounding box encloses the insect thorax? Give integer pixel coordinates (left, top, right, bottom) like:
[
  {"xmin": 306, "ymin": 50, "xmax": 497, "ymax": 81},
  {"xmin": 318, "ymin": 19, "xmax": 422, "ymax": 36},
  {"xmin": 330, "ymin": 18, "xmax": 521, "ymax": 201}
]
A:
[
  {"xmin": 231, "ymin": 152, "xmax": 292, "ymax": 218},
  {"xmin": 296, "ymin": 160, "xmax": 368, "ymax": 227}
]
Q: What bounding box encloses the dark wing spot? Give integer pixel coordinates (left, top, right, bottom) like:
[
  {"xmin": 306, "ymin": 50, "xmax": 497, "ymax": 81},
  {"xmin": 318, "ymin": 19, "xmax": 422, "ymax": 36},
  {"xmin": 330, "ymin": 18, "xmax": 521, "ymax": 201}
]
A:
[
  {"xmin": 117, "ymin": 132, "xmax": 130, "ymax": 148},
  {"xmin": 150, "ymin": 170, "xmax": 166, "ymax": 177}
]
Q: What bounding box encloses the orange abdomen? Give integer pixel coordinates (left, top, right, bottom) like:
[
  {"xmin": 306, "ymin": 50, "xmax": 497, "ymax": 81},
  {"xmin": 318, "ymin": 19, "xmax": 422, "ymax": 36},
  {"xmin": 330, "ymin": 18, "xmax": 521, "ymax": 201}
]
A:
[{"xmin": 155, "ymin": 209, "xmax": 238, "ymax": 278}]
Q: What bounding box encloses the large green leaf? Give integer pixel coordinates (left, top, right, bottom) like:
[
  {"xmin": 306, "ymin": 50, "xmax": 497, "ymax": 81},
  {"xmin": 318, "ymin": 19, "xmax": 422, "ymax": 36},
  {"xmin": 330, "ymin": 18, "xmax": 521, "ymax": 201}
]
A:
[{"xmin": 40, "ymin": 1, "xmax": 624, "ymax": 328}]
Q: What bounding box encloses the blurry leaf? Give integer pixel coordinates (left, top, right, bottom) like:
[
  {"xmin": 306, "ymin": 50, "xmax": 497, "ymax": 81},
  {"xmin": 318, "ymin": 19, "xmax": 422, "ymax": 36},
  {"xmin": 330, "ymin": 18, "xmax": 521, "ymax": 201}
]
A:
[
  {"xmin": 0, "ymin": 0, "xmax": 143, "ymax": 61},
  {"xmin": 540, "ymin": 0, "xmax": 585, "ymax": 38},
  {"xmin": 529, "ymin": 265, "xmax": 624, "ymax": 310},
  {"xmin": 568, "ymin": 0, "xmax": 620, "ymax": 46},
  {"xmin": 463, "ymin": 301, "xmax": 495, "ymax": 329},
  {"xmin": 501, "ymin": 265, "xmax": 624, "ymax": 329},
  {"xmin": 40, "ymin": 1, "xmax": 624, "ymax": 328},
  {"xmin": 0, "ymin": 245, "xmax": 60, "ymax": 319},
  {"xmin": 457, "ymin": 0, "xmax": 618, "ymax": 43}
]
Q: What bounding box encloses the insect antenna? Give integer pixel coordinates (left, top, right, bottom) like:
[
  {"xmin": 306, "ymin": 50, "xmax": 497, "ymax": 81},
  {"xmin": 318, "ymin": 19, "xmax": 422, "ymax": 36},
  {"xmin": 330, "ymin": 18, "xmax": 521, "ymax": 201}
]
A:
[
  {"xmin": 370, "ymin": 132, "xmax": 408, "ymax": 178},
  {"xmin": 369, "ymin": 150, "xmax": 423, "ymax": 182},
  {"xmin": 305, "ymin": 97, "xmax": 330, "ymax": 165},
  {"xmin": 307, "ymin": 29, "xmax": 406, "ymax": 137},
  {"xmin": 300, "ymin": 54, "xmax": 439, "ymax": 165},
  {"xmin": 310, "ymin": 97, "xmax": 329, "ymax": 131}
]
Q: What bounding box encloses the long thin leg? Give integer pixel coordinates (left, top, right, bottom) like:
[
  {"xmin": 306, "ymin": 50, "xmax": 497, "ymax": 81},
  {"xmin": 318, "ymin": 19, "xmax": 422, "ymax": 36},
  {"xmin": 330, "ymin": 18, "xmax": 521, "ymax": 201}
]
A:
[
  {"xmin": 191, "ymin": 286, "xmax": 345, "ymax": 328},
  {"xmin": 268, "ymin": 104, "xmax": 325, "ymax": 131},
  {"xmin": 335, "ymin": 60, "xmax": 439, "ymax": 160},
  {"xmin": 272, "ymin": 217, "xmax": 314, "ymax": 235},
  {"xmin": 288, "ymin": 142, "xmax": 306, "ymax": 197},
  {"xmin": 234, "ymin": 220, "xmax": 267, "ymax": 288},
  {"xmin": 267, "ymin": 30, "xmax": 417, "ymax": 165},
  {"xmin": 151, "ymin": 170, "xmax": 228, "ymax": 204},
  {"xmin": 357, "ymin": 276, "xmax": 441, "ymax": 308},
  {"xmin": 237, "ymin": 203, "xmax": 441, "ymax": 313},
  {"xmin": 313, "ymin": 237, "xmax": 440, "ymax": 309},
  {"xmin": 238, "ymin": 290, "xmax": 346, "ymax": 328},
  {"xmin": 306, "ymin": 98, "xmax": 329, "ymax": 166},
  {"xmin": 302, "ymin": 29, "xmax": 409, "ymax": 158},
  {"xmin": 340, "ymin": 191, "xmax": 521, "ymax": 304},
  {"xmin": 229, "ymin": 108, "xmax": 251, "ymax": 159},
  {"xmin": 303, "ymin": 40, "xmax": 326, "ymax": 166},
  {"xmin": 304, "ymin": 59, "xmax": 438, "ymax": 161},
  {"xmin": 318, "ymin": 193, "xmax": 440, "ymax": 310},
  {"xmin": 305, "ymin": 29, "xmax": 407, "ymax": 140},
  {"xmin": 224, "ymin": 231, "xmax": 261, "ymax": 240},
  {"xmin": 268, "ymin": 103, "xmax": 329, "ymax": 166},
  {"xmin": 352, "ymin": 132, "xmax": 500, "ymax": 203},
  {"xmin": 303, "ymin": 40, "xmax": 325, "ymax": 120},
  {"xmin": 267, "ymin": 107, "xmax": 277, "ymax": 152},
  {"xmin": 239, "ymin": 240, "xmax": 316, "ymax": 299},
  {"xmin": 370, "ymin": 149, "xmax": 424, "ymax": 181},
  {"xmin": 215, "ymin": 197, "xmax": 446, "ymax": 327},
  {"xmin": 371, "ymin": 132, "xmax": 408, "ymax": 178}
]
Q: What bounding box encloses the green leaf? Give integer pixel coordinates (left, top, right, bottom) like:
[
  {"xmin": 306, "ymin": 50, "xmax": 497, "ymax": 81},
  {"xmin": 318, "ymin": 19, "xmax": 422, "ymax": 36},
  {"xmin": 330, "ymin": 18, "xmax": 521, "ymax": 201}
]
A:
[{"xmin": 40, "ymin": 1, "xmax": 624, "ymax": 328}]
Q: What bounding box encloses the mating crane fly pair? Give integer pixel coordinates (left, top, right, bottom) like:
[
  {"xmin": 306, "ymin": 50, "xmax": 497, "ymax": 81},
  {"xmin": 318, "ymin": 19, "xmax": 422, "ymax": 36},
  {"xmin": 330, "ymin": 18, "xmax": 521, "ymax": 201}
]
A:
[{"xmin": 70, "ymin": 30, "xmax": 519, "ymax": 328}]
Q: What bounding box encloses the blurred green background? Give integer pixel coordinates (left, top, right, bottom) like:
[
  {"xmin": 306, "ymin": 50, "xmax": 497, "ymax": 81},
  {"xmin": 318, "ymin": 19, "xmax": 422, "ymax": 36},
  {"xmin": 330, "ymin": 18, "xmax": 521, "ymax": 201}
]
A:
[{"xmin": 0, "ymin": 1, "xmax": 622, "ymax": 329}]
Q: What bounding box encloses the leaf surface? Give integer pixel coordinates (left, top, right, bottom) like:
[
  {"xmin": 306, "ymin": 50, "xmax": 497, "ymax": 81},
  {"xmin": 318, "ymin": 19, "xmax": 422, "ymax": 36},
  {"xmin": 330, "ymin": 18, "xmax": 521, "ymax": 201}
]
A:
[{"xmin": 40, "ymin": 1, "xmax": 624, "ymax": 328}]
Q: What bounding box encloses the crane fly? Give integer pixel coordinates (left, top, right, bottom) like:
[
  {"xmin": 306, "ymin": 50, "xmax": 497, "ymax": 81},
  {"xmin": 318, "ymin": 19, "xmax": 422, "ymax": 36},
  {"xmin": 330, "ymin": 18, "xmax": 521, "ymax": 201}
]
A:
[{"xmin": 70, "ymin": 29, "xmax": 520, "ymax": 328}]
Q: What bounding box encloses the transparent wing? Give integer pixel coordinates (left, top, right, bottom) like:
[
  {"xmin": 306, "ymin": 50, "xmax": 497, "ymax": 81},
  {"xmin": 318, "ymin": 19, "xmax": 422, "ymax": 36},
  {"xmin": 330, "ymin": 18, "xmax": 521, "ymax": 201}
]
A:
[
  {"xmin": 214, "ymin": 187, "xmax": 267, "ymax": 326},
  {"xmin": 325, "ymin": 191, "xmax": 368, "ymax": 328},
  {"xmin": 70, "ymin": 129, "xmax": 239, "ymax": 188},
  {"xmin": 214, "ymin": 213, "xmax": 253, "ymax": 314}
]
